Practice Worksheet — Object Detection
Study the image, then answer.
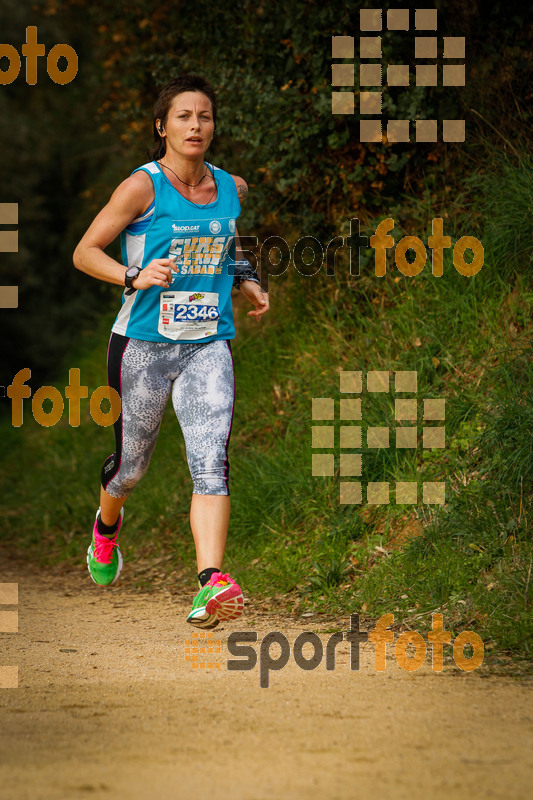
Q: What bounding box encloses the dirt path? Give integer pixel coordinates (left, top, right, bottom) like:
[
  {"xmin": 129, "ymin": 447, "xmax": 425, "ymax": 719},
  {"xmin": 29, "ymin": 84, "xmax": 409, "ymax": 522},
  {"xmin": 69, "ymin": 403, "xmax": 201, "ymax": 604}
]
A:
[{"xmin": 0, "ymin": 555, "xmax": 532, "ymax": 800}]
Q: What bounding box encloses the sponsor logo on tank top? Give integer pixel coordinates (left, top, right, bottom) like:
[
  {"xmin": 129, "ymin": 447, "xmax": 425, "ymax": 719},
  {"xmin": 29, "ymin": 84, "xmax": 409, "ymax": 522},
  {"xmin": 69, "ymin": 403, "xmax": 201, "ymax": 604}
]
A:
[{"xmin": 172, "ymin": 223, "xmax": 201, "ymax": 233}]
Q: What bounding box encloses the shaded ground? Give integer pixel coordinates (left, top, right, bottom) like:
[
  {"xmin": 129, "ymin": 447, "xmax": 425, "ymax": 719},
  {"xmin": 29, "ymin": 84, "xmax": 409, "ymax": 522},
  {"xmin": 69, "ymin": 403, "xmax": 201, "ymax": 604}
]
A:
[{"xmin": 0, "ymin": 553, "xmax": 532, "ymax": 800}]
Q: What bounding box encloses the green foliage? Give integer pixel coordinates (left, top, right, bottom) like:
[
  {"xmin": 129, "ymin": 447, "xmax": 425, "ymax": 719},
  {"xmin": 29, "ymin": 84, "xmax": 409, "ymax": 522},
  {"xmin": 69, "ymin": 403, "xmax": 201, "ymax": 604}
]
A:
[
  {"xmin": 0, "ymin": 1, "xmax": 532, "ymax": 664},
  {"xmin": 2, "ymin": 0, "xmax": 531, "ymax": 386},
  {"xmin": 308, "ymin": 557, "xmax": 352, "ymax": 591},
  {"xmin": 0, "ymin": 2, "xmax": 121, "ymax": 387}
]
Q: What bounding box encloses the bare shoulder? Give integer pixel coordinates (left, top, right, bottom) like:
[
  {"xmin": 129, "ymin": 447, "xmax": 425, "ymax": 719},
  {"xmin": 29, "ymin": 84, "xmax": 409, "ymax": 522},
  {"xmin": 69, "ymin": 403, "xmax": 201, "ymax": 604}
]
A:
[
  {"xmin": 110, "ymin": 169, "xmax": 155, "ymax": 217},
  {"xmin": 231, "ymin": 174, "xmax": 248, "ymax": 203}
]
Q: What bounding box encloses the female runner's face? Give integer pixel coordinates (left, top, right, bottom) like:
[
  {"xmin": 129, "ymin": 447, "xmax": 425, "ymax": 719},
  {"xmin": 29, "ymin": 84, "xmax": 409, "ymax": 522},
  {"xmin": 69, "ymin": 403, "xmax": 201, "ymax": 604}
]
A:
[{"xmin": 160, "ymin": 91, "xmax": 214, "ymax": 159}]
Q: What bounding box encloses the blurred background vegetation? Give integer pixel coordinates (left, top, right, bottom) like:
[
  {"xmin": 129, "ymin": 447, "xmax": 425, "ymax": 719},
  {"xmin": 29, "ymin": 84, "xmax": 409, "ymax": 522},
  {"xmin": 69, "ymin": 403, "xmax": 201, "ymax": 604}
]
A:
[{"xmin": 0, "ymin": 0, "xmax": 531, "ymax": 666}]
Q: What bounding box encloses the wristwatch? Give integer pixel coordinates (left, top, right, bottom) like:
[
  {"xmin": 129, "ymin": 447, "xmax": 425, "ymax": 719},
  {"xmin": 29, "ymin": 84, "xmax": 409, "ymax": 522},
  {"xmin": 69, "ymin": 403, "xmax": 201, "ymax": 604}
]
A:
[{"xmin": 124, "ymin": 266, "xmax": 141, "ymax": 296}]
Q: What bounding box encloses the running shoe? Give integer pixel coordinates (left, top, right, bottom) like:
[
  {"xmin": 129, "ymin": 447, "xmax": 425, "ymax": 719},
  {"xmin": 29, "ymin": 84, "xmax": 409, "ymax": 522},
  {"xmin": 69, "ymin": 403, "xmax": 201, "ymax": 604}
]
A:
[
  {"xmin": 187, "ymin": 571, "xmax": 244, "ymax": 629},
  {"xmin": 87, "ymin": 507, "xmax": 124, "ymax": 586}
]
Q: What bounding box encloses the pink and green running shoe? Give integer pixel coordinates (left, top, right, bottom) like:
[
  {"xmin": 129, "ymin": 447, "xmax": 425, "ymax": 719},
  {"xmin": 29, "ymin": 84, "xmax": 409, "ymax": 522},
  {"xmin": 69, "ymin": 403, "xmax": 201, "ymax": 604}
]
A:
[
  {"xmin": 187, "ymin": 572, "xmax": 244, "ymax": 629},
  {"xmin": 87, "ymin": 507, "xmax": 124, "ymax": 586}
]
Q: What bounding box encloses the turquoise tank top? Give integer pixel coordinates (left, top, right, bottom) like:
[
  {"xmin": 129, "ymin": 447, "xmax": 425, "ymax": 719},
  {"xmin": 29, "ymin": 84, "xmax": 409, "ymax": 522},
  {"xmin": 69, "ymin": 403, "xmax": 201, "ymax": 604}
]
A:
[{"xmin": 112, "ymin": 160, "xmax": 241, "ymax": 343}]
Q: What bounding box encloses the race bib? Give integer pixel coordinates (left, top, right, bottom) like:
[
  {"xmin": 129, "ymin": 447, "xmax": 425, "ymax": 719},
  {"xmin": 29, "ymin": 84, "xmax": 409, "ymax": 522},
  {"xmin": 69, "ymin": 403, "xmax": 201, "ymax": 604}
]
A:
[{"xmin": 158, "ymin": 290, "xmax": 220, "ymax": 340}]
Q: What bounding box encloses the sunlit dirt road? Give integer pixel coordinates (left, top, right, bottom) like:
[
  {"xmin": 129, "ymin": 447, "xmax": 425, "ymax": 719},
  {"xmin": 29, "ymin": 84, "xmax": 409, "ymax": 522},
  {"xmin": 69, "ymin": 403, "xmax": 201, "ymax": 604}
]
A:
[{"xmin": 1, "ymin": 555, "xmax": 532, "ymax": 800}]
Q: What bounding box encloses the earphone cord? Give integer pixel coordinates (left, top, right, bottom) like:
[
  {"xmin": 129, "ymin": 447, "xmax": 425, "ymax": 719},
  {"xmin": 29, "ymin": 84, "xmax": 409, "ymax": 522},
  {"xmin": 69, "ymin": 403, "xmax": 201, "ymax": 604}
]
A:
[
  {"xmin": 157, "ymin": 160, "xmax": 207, "ymax": 187},
  {"xmin": 157, "ymin": 157, "xmax": 218, "ymax": 207}
]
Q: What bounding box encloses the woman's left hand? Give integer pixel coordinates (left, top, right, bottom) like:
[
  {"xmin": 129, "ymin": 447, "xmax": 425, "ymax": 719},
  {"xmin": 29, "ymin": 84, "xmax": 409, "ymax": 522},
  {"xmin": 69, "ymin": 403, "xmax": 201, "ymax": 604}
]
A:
[{"xmin": 240, "ymin": 280, "xmax": 270, "ymax": 322}]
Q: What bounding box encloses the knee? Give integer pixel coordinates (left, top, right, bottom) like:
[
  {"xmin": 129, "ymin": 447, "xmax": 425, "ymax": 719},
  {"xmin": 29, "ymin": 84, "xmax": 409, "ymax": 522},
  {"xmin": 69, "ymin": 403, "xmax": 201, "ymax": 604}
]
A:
[{"xmin": 102, "ymin": 464, "xmax": 147, "ymax": 498}]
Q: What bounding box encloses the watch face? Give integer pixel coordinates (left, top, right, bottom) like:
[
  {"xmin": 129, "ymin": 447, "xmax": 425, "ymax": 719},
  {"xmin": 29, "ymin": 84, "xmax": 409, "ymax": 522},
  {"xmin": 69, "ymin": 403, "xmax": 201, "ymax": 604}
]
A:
[{"xmin": 126, "ymin": 267, "xmax": 139, "ymax": 278}]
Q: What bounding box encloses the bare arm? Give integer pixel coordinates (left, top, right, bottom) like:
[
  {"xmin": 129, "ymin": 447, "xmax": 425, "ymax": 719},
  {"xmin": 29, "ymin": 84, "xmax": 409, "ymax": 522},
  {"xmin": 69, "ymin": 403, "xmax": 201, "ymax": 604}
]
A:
[
  {"xmin": 229, "ymin": 175, "xmax": 268, "ymax": 319},
  {"xmin": 230, "ymin": 175, "xmax": 259, "ymax": 287},
  {"xmin": 232, "ymin": 174, "xmax": 248, "ymax": 205},
  {"xmin": 73, "ymin": 171, "xmax": 175, "ymax": 291}
]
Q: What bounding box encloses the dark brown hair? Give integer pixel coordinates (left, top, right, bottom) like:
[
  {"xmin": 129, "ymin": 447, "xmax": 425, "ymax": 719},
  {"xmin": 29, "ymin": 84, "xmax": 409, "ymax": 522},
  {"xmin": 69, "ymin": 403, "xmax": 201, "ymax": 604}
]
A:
[{"xmin": 151, "ymin": 74, "xmax": 218, "ymax": 160}]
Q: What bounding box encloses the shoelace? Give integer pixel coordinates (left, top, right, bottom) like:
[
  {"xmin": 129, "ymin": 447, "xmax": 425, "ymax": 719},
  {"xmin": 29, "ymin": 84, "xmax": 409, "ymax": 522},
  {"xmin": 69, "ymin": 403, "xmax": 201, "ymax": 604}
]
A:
[
  {"xmin": 94, "ymin": 531, "xmax": 118, "ymax": 565},
  {"xmin": 208, "ymin": 571, "xmax": 234, "ymax": 587}
]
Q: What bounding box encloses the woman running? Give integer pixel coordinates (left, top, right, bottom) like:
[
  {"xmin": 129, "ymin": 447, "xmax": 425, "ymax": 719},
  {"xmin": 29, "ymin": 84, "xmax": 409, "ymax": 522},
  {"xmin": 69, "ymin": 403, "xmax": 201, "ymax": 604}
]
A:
[{"xmin": 73, "ymin": 74, "xmax": 269, "ymax": 629}]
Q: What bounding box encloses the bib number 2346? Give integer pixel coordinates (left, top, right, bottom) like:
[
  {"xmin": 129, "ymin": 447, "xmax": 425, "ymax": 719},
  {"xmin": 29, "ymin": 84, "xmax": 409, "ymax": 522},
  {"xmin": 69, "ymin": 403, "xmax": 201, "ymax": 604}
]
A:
[{"xmin": 158, "ymin": 290, "xmax": 220, "ymax": 340}]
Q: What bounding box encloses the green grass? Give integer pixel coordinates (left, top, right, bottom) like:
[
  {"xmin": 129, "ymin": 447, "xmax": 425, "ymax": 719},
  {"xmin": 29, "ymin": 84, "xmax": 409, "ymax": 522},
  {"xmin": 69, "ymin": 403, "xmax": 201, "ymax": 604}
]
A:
[{"xmin": 0, "ymin": 148, "xmax": 531, "ymax": 662}]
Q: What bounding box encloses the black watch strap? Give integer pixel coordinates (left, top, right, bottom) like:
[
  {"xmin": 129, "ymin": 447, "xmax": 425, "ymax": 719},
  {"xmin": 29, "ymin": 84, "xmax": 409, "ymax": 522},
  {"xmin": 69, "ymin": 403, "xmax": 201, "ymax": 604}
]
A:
[{"xmin": 124, "ymin": 266, "xmax": 141, "ymax": 295}]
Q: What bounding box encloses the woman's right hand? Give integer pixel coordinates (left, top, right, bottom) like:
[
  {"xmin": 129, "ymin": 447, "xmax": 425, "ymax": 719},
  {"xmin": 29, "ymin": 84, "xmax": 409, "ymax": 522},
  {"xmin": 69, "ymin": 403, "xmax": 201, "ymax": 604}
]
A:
[{"xmin": 132, "ymin": 259, "xmax": 176, "ymax": 290}]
